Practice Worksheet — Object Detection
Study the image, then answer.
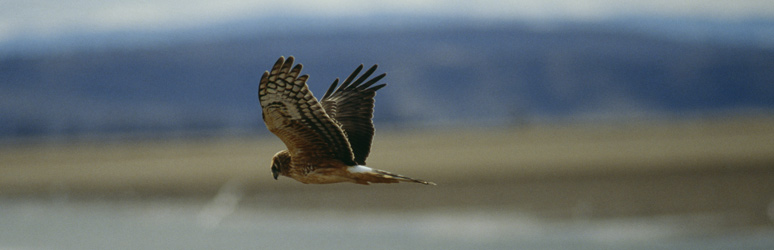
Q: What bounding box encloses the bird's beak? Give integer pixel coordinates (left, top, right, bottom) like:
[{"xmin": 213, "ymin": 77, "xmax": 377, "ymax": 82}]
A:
[{"xmin": 272, "ymin": 171, "xmax": 279, "ymax": 180}]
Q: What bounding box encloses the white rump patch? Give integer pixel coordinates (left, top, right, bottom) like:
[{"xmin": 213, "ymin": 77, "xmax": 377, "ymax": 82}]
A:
[{"xmin": 347, "ymin": 165, "xmax": 373, "ymax": 173}]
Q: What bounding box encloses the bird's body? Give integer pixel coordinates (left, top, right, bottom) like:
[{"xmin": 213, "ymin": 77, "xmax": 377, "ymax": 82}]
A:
[{"xmin": 258, "ymin": 56, "xmax": 434, "ymax": 185}]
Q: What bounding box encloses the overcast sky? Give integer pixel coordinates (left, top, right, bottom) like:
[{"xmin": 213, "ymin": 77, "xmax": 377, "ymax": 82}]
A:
[{"xmin": 1, "ymin": 0, "xmax": 773, "ymax": 44}]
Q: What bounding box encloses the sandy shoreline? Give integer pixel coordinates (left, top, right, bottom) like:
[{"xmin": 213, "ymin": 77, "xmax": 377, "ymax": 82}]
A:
[
  {"xmin": 2, "ymin": 117, "xmax": 774, "ymax": 223},
  {"xmin": 3, "ymin": 117, "xmax": 773, "ymax": 193}
]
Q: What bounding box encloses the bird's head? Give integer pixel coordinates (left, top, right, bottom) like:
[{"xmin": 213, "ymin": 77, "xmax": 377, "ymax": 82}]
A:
[{"xmin": 270, "ymin": 150, "xmax": 291, "ymax": 180}]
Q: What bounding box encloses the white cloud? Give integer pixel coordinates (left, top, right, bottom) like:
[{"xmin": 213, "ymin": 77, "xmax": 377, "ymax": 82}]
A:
[{"xmin": 0, "ymin": 0, "xmax": 772, "ymax": 42}]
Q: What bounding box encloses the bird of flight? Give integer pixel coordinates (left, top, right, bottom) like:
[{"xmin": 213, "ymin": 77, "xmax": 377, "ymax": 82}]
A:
[{"xmin": 258, "ymin": 56, "xmax": 435, "ymax": 185}]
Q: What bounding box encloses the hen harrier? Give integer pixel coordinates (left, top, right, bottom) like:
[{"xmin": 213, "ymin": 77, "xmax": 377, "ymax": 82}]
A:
[{"xmin": 258, "ymin": 56, "xmax": 435, "ymax": 185}]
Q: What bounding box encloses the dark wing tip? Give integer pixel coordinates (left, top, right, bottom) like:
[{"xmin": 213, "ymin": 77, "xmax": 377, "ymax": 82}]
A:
[
  {"xmin": 358, "ymin": 73, "xmax": 386, "ymax": 90},
  {"xmin": 323, "ymin": 78, "xmax": 340, "ymax": 99},
  {"xmin": 370, "ymin": 83, "xmax": 387, "ymax": 92},
  {"xmin": 339, "ymin": 64, "xmax": 365, "ymax": 89},
  {"xmin": 352, "ymin": 65, "xmax": 378, "ymax": 87}
]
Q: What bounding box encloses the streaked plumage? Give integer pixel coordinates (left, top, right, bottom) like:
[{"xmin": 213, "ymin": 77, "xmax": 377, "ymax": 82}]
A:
[{"xmin": 258, "ymin": 56, "xmax": 434, "ymax": 185}]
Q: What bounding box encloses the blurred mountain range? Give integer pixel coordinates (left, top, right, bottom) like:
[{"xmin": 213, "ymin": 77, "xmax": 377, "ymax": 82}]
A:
[{"xmin": 1, "ymin": 18, "xmax": 773, "ymax": 139}]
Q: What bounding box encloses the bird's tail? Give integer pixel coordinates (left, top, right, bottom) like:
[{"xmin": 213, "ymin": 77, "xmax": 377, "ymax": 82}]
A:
[
  {"xmin": 371, "ymin": 169, "xmax": 437, "ymax": 185},
  {"xmin": 348, "ymin": 165, "xmax": 436, "ymax": 185}
]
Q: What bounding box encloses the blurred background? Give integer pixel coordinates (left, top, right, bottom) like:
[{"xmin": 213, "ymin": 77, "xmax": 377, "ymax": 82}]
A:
[{"xmin": 2, "ymin": 0, "xmax": 774, "ymax": 249}]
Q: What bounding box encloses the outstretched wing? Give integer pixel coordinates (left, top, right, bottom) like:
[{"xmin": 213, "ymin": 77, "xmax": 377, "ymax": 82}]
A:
[
  {"xmin": 259, "ymin": 56, "xmax": 356, "ymax": 166},
  {"xmin": 320, "ymin": 64, "xmax": 386, "ymax": 165}
]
